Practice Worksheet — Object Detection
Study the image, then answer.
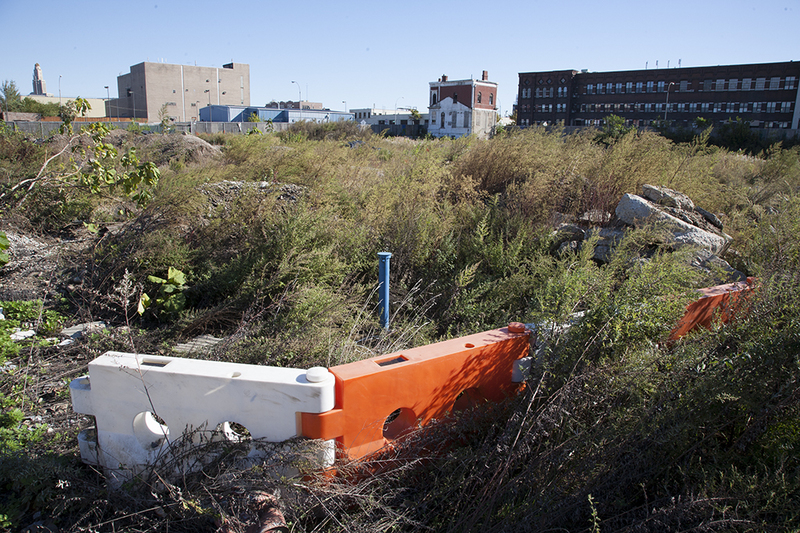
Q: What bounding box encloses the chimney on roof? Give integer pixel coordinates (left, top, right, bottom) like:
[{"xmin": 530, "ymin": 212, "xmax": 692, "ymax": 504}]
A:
[
  {"xmin": 482, "ymin": 70, "xmax": 488, "ymax": 81},
  {"xmin": 442, "ymin": 74, "xmax": 448, "ymax": 82}
]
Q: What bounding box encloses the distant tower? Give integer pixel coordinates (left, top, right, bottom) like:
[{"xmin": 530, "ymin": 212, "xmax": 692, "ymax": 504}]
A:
[{"xmin": 32, "ymin": 63, "xmax": 47, "ymax": 95}]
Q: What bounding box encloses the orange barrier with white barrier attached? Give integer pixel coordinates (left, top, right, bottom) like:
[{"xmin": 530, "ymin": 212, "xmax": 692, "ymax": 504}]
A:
[{"xmin": 301, "ymin": 323, "xmax": 530, "ymax": 460}]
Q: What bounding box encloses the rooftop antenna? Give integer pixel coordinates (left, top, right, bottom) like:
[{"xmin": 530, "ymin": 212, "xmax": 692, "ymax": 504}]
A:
[
  {"xmin": 646, "ymin": 61, "xmax": 648, "ymax": 69},
  {"xmin": 679, "ymin": 59, "xmax": 682, "ymax": 68},
  {"xmin": 667, "ymin": 60, "xmax": 670, "ymax": 68},
  {"xmin": 656, "ymin": 60, "xmax": 659, "ymax": 69}
]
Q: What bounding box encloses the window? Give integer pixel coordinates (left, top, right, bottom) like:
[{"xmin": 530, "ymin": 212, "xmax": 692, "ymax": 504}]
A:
[
  {"xmin": 606, "ymin": 82, "xmax": 613, "ymax": 94},
  {"xmin": 586, "ymin": 84, "xmax": 593, "ymax": 95},
  {"xmin": 715, "ymin": 79, "xmax": 725, "ymax": 91},
  {"xmin": 453, "ymin": 92, "xmax": 458, "ymax": 104},
  {"xmin": 658, "ymin": 81, "xmax": 665, "ymax": 93},
  {"xmin": 655, "ymin": 103, "xmax": 662, "ymax": 112},
  {"xmin": 786, "ymin": 77, "xmax": 796, "ymax": 90},
  {"xmin": 767, "ymin": 102, "xmax": 777, "ymax": 113},
  {"xmin": 598, "ymin": 83, "xmax": 605, "ymax": 94},
  {"xmin": 753, "ymin": 102, "xmax": 762, "ymax": 113},
  {"xmin": 741, "ymin": 78, "xmax": 752, "ymax": 91},
  {"xmin": 581, "ymin": 103, "xmax": 587, "ymax": 112},
  {"xmin": 616, "ymin": 83, "xmax": 623, "ymax": 94},
  {"xmin": 477, "ymin": 92, "xmax": 482, "ymax": 104},
  {"xmin": 636, "ymin": 82, "xmax": 643, "ymax": 93},
  {"xmin": 755, "ymin": 78, "xmax": 766, "ymax": 90},
  {"xmin": 782, "ymin": 102, "xmax": 792, "ymax": 113},
  {"xmin": 431, "ymin": 92, "xmax": 437, "ymax": 105},
  {"xmin": 535, "ymin": 88, "xmax": 541, "ymax": 98},
  {"xmin": 644, "ymin": 103, "xmax": 652, "ymax": 112},
  {"xmin": 739, "ymin": 103, "xmax": 748, "ymax": 113},
  {"xmin": 647, "ymin": 81, "xmax": 654, "ymax": 93},
  {"xmin": 729, "ymin": 79, "xmax": 738, "ymax": 91},
  {"xmin": 489, "ymin": 93, "xmax": 494, "ymax": 105},
  {"xmin": 440, "ymin": 112, "xmax": 445, "ymax": 127},
  {"xmin": 689, "ymin": 103, "xmax": 697, "ymax": 113},
  {"xmin": 677, "ymin": 103, "xmax": 685, "ymax": 112},
  {"xmin": 703, "ymin": 80, "xmax": 712, "ymax": 91},
  {"xmin": 626, "ymin": 82, "xmax": 633, "ymax": 93},
  {"xmin": 726, "ymin": 102, "xmax": 735, "ymax": 113},
  {"xmin": 769, "ymin": 77, "xmax": 780, "ymax": 90},
  {"xmin": 714, "ymin": 103, "xmax": 722, "ymax": 113},
  {"xmin": 701, "ymin": 103, "xmax": 710, "ymax": 113}
]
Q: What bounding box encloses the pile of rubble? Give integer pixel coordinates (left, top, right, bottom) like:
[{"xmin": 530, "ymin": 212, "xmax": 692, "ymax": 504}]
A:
[{"xmin": 552, "ymin": 185, "xmax": 744, "ymax": 282}]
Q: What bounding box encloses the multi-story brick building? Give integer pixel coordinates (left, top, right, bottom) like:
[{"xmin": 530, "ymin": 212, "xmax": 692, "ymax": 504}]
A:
[
  {"xmin": 516, "ymin": 61, "xmax": 800, "ymax": 130},
  {"xmin": 107, "ymin": 61, "xmax": 250, "ymax": 122},
  {"xmin": 428, "ymin": 71, "xmax": 498, "ymax": 139}
]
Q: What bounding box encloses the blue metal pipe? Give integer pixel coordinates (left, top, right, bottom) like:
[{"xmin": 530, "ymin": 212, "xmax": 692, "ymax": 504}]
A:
[{"xmin": 378, "ymin": 252, "xmax": 392, "ymax": 329}]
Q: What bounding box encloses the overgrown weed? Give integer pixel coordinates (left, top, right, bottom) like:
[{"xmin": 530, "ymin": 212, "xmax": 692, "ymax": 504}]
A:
[{"xmin": 3, "ymin": 124, "xmax": 800, "ymax": 531}]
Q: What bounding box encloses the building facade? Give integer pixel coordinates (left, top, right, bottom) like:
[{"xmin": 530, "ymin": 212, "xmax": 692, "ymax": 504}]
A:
[
  {"xmin": 428, "ymin": 71, "xmax": 498, "ymax": 139},
  {"xmin": 516, "ymin": 61, "xmax": 800, "ymax": 130},
  {"xmin": 108, "ymin": 61, "xmax": 250, "ymax": 122},
  {"xmin": 199, "ymin": 105, "xmax": 353, "ymax": 124}
]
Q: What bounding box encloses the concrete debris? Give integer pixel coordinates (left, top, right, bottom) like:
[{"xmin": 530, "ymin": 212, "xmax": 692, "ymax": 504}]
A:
[
  {"xmin": 173, "ymin": 334, "xmax": 224, "ymax": 355},
  {"xmin": 10, "ymin": 329, "xmax": 36, "ymax": 341},
  {"xmin": 61, "ymin": 321, "xmax": 107, "ymax": 339}
]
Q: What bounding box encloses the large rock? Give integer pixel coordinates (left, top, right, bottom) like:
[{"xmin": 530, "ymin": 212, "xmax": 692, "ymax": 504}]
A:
[
  {"xmin": 641, "ymin": 184, "xmax": 695, "ymax": 211},
  {"xmin": 590, "ymin": 226, "xmax": 627, "ymax": 263},
  {"xmin": 691, "ymin": 249, "xmax": 746, "ymax": 284},
  {"xmin": 615, "ymin": 193, "xmax": 728, "ymax": 253}
]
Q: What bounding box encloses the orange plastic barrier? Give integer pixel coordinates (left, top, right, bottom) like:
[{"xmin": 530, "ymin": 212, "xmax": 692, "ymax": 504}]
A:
[
  {"xmin": 301, "ymin": 323, "xmax": 530, "ymax": 460},
  {"xmin": 669, "ymin": 277, "xmax": 755, "ymax": 341}
]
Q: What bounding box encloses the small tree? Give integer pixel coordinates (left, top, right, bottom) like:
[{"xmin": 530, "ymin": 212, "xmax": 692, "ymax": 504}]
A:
[
  {"xmin": 158, "ymin": 103, "xmax": 171, "ymax": 132},
  {"xmin": 595, "ymin": 114, "xmax": 634, "ymax": 145},
  {"xmin": 59, "ymin": 98, "xmax": 90, "ymax": 134},
  {"xmin": 1, "ymin": 80, "xmax": 22, "ymax": 113},
  {"xmin": 1, "ymin": 103, "xmax": 160, "ymax": 208},
  {"xmin": 410, "ymin": 108, "xmax": 421, "ymax": 123}
]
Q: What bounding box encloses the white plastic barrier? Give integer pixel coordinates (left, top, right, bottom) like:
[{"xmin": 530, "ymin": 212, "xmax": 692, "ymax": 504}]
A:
[{"xmin": 70, "ymin": 351, "xmax": 335, "ymax": 483}]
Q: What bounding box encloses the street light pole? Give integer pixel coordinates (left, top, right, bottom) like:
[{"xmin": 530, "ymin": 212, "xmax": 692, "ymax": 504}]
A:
[
  {"xmin": 342, "ymin": 100, "xmax": 347, "ymax": 112},
  {"xmin": 664, "ymin": 82, "xmax": 675, "ymax": 122},
  {"xmin": 292, "ymin": 81, "xmax": 301, "ymax": 121},
  {"xmin": 394, "ymin": 96, "xmax": 404, "ymax": 131},
  {"xmin": 104, "ymin": 86, "xmax": 110, "ymax": 122}
]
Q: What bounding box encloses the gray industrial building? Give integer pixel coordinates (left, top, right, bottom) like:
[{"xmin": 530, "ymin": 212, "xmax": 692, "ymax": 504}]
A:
[{"xmin": 107, "ymin": 61, "xmax": 250, "ymax": 122}]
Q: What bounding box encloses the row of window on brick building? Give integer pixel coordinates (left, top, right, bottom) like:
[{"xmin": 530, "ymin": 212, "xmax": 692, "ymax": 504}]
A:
[
  {"xmin": 519, "ymin": 101, "xmax": 794, "ymax": 115},
  {"xmin": 518, "ymin": 117, "xmax": 792, "ymax": 129},
  {"xmin": 520, "ymin": 76, "xmax": 797, "ymax": 99}
]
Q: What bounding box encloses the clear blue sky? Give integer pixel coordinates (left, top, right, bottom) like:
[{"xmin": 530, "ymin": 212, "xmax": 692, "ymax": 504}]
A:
[{"xmin": 2, "ymin": 0, "xmax": 797, "ymax": 118}]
